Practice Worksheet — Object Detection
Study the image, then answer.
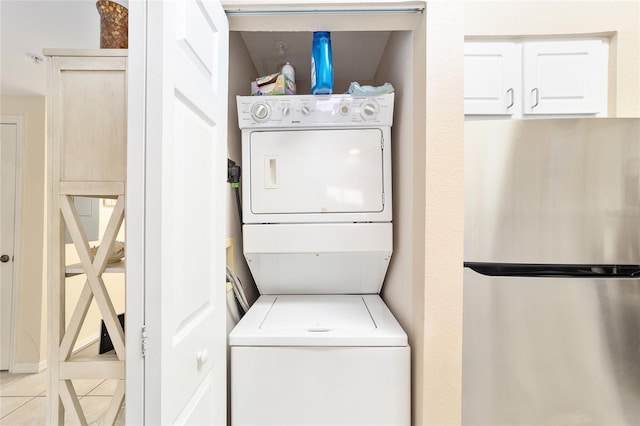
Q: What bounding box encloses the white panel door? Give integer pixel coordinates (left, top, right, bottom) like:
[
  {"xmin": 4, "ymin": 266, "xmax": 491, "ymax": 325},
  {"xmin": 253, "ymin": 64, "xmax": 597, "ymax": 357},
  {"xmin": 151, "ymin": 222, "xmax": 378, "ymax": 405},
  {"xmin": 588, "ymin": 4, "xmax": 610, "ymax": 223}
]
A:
[
  {"xmin": 464, "ymin": 42, "xmax": 520, "ymax": 115},
  {"xmin": 249, "ymin": 129, "xmax": 384, "ymax": 214},
  {"xmin": 127, "ymin": 0, "xmax": 229, "ymax": 424},
  {"xmin": 523, "ymin": 40, "xmax": 607, "ymax": 115},
  {"xmin": 0, "ymin": 122, "xmax": 18, "ymax": 370}
]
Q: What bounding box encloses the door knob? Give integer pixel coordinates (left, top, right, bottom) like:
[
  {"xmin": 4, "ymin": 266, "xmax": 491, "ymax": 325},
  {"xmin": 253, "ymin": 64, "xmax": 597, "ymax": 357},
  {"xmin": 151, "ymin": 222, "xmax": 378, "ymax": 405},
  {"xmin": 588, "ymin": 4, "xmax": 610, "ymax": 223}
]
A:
[
  {"xmin": 196, "ymin": 348, "xmax": 209, "ymax": 364},
  {"xmin": 0, "ymin": 255, "xmax": 10, "ymax": 263}
]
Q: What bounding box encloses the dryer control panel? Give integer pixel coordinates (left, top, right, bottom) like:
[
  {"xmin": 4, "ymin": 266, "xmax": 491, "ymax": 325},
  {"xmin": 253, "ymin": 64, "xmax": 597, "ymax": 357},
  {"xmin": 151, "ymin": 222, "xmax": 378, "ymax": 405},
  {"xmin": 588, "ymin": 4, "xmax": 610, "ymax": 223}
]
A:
[{"xmin": 237, "ymin": 94, "xmax": 394, "ymax": 128}]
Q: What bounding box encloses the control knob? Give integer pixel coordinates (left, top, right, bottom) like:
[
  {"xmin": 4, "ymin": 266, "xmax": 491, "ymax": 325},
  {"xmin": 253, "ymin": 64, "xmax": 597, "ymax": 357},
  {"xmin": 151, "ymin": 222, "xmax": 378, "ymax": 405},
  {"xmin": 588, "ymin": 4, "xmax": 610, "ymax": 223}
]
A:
[
  {"xmin": 251, "ymin": 102, "xmax": 271, "ymax": 122},
  {"xmin": 360, "ymin": 99, "xmax": 380, "ymax": 120},
  {"xmin": 300, "ymin": 106, "xmax": 310, "ymax": 116},
  {"xmin": 282, "ymin": 106, "xmax": 291, "ymax": 116}
]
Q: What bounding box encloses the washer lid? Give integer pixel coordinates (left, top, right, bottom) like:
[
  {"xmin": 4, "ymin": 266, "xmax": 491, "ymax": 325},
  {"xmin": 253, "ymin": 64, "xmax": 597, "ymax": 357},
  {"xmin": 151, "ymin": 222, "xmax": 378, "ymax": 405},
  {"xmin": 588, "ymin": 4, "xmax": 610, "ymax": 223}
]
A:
[
  {"xmin": 229, "ymin": 294, "xmax": 408, "ymax": 347},
  {"xmin": 261, "ymin": 295, "xmax": 376, "ymax": 331}
]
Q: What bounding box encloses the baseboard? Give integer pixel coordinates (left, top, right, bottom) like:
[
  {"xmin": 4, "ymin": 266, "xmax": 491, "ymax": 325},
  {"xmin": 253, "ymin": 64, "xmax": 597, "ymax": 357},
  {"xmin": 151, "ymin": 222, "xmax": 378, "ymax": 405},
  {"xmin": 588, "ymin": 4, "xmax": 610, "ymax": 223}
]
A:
[
  {"xmin": 73, "ymin": 333, "xmax": 101, "ymax": 354},
  {"xmin": 13, "ymin": 334, "xmax": 101, "ymax": 373},
  {"xmin": 11, "ymin": 360, "xmax": 46, "ymax": 374}
]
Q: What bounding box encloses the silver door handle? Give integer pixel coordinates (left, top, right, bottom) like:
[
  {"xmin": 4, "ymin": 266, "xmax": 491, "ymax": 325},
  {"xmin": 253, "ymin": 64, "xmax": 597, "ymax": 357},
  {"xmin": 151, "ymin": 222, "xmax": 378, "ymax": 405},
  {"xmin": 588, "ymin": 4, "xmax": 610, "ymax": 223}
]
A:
[
  {"xmin": 506, "ymin": 88, "xmax": 514, "ymax": 109},
  {"xmin": 531, "ymin": 88, "xmax": 540, "ymax": 108}
]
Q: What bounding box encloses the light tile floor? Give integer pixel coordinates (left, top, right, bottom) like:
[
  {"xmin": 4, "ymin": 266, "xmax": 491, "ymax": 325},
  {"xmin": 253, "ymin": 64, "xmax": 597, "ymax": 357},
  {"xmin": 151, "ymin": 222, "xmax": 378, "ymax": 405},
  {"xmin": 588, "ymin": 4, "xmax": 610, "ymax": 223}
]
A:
[
  {"xmin": 0, "ymin": 371, "xmax": 123, "ymax": 425},
  {"xmin": 0, "ymin": 346, "xmax": 124, "ymax": 425}
]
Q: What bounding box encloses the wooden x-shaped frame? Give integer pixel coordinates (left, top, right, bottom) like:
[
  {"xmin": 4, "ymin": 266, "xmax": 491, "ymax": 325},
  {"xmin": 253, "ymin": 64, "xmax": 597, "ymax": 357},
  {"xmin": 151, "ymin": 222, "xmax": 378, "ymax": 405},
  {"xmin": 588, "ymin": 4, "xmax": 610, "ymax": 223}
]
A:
[{"xmin": 57, "ymin": 194, "xmax": 126, "ymax": 425}]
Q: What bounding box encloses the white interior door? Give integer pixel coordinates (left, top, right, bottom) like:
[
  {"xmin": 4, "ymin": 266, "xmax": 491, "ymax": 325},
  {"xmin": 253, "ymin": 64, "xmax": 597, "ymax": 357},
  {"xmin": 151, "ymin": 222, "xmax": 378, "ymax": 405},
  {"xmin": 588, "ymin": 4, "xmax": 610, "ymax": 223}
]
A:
[
  {"xmin": 127, "ymin": 0, "xmax": 229, "ymax": 424},
  {"xmin": 0, "ymin": 122, "xmax": 18, "ymax": 371}
]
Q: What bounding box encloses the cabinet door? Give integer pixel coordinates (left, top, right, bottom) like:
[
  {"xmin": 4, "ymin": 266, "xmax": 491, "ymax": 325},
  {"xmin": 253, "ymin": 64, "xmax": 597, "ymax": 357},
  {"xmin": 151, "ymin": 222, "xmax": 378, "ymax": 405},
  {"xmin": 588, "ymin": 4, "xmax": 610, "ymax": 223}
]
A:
[
  {"xmin": 464, "ymin": 42, "xmax": 520, "ymax": 115},
  {"xmin": 523, "ymin": 40, "xmax": 607, "ymax": 115},
  {"xmin": 50, "ymin": 55, "xmax": 127, "ymax": 182}
]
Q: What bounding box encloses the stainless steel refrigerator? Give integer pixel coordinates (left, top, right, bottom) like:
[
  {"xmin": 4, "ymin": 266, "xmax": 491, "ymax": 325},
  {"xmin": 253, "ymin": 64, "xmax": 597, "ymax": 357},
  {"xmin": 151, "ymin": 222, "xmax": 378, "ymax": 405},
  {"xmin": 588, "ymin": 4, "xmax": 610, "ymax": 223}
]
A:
[{"xmin": 463, "ymin": 118, "xmax": 640, "ymax": 425}]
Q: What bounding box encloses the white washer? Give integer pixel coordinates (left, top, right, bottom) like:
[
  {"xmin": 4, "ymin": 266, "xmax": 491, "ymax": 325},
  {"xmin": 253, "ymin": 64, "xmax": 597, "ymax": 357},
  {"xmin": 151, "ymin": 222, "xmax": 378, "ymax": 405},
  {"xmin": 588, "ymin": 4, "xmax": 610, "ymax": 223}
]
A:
[
  {"xmin": 231, "ymin": 94, "xmax": 409, "ymax": 425},
  {"xmin": 230, "ymin": 295, "xmax": 410, "ymax": 426}
]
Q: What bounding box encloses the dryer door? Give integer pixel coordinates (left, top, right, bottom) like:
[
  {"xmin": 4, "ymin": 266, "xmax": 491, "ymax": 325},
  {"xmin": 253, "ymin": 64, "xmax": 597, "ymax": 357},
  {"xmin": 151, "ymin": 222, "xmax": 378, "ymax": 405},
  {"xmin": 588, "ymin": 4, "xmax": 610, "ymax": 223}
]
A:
[{"xmin": 249, "ymin": 128, "xmax": 384, "ymax": 215}]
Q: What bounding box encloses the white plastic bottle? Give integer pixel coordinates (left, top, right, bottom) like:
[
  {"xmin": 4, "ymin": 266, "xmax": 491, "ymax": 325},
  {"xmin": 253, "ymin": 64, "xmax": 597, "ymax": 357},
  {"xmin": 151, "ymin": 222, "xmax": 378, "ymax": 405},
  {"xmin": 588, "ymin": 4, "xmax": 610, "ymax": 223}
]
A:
[{"xmin": 281, "ymin": 62, "xmax": 295, "ymax": 83}]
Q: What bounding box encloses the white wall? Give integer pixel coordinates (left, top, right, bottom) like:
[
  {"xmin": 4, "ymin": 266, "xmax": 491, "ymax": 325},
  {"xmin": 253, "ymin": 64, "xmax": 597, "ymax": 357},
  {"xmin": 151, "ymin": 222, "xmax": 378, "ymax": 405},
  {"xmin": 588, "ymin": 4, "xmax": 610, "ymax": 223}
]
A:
[
  {"xmin": 0, "ymin": 96, "xmax": 47, "ymax": 371},
  {"xmin": 465, "ymin": 0, "xmax": 640, "ymax": 117}
]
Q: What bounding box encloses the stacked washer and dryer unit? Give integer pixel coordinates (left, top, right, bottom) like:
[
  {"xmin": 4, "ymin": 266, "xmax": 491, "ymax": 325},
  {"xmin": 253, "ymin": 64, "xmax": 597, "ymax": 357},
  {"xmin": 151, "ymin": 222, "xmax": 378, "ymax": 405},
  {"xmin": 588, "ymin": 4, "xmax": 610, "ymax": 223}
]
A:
[{"xmin": 230, "ymin": 94, "xmax": 410, "ymax": 426}]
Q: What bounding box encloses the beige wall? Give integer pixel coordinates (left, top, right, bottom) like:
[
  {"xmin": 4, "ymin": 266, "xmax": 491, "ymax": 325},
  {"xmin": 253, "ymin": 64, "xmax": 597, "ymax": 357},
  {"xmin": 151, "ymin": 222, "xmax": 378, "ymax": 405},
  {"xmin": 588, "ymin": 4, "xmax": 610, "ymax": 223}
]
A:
[
  {"xmin": 0, "ymin": 96, "xmax": 125, "ymax": 372},
  {"xmin": 0, "ymin": 96, "xmax": 47, "ymax": 371},
  {"xmin": 422, "ymin": 1, "xmax": 465, "ymax": 424},
  {"xmin": 377, "ymin": 29, "xmax": 417, "ymax": 343},
  {"xmin": 465, "ymin": 0, "xmax": 640, "ymax": 117},
  {"xmin": 376, "ymin": 27, "xmax": 427, "ymax": 424},
  {"xmin": 226, "ymin": 31, "xmax": 259, "ymax": 306}
]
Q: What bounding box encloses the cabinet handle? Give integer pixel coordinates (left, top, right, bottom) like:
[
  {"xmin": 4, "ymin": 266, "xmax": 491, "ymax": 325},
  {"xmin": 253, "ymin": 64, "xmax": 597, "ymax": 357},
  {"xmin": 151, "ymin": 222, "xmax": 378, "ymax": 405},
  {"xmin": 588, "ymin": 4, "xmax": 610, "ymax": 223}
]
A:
[
  {"xmin": 531, "ymin": 88, "xmax": 540, "ymax": 109},
  {"xmin": 506, "ymin": 88, "xmax": 514, "ymax": 109}
]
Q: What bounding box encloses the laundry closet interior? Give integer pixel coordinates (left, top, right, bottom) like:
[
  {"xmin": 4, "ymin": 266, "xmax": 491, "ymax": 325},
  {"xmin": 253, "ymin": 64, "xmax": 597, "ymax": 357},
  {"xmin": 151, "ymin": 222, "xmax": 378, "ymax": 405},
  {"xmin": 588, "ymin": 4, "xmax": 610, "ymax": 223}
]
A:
[{"xmin": 224, "ymin": 2, "xmax": 427, "ymax": 407}]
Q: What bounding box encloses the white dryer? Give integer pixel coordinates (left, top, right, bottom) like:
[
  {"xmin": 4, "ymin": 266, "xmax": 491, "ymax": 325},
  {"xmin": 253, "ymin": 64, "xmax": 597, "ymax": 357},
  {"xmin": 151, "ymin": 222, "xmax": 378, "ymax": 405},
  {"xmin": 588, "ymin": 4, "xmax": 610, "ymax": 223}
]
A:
[{"xmin": 230, "ymin": 94, "xmax": 410, "ymax": 426}]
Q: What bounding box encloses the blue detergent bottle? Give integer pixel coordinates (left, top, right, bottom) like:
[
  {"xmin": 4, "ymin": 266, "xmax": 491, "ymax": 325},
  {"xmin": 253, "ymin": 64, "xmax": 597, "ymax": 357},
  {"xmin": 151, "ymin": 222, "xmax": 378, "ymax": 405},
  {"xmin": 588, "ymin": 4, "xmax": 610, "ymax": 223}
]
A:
[{"xmin": 311, "ymin": 31, "xmax": 333, "ymax": 95}]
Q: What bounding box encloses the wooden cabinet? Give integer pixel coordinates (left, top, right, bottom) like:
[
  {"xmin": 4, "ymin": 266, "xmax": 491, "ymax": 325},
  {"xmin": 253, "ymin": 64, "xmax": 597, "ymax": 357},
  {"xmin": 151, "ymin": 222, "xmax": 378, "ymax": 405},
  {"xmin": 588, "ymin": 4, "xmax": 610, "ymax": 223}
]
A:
[
  {"xmin": 465, "ymin": 39, "xmax": 608, "ymax": 117},
  {"xmin": 45, "ymin": 49, "xmax": 127, "ymax": 426}
]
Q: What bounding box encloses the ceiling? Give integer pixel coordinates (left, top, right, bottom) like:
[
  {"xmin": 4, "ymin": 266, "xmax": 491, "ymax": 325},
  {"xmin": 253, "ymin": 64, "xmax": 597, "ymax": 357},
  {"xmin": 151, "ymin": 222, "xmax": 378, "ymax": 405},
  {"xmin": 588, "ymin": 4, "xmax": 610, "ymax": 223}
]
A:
[{"xmin": 0, "ymin": 0, "xmax": 100, "ymax": 97}]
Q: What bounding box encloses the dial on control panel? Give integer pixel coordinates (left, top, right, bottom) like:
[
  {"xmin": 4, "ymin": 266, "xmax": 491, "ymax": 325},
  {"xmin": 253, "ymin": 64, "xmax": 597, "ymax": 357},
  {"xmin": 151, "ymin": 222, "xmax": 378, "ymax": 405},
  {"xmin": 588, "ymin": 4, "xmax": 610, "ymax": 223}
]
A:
[
  {"xmin": 360, "ymin": 100, "xmax": 380, "ymax": 120},
  {"xmin": 251, "ymin": 102, "xmax": 271, "ymax": 122}
]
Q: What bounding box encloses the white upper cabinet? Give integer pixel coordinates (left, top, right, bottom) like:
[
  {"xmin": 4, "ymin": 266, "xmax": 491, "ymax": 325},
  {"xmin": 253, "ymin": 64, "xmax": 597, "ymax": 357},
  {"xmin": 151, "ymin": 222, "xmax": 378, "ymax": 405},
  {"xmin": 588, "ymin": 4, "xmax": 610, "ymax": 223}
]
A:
[
  {"xmin": 523, "ymin": 40, "xmax": 607, "ymax": 115},
  {"xmin": 464, "ymin": 42, "xmax": 520, "ymax": 116},
  {"xmin": 465, "ymin": 39, "xmax": 608, "ymax": 117}
]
